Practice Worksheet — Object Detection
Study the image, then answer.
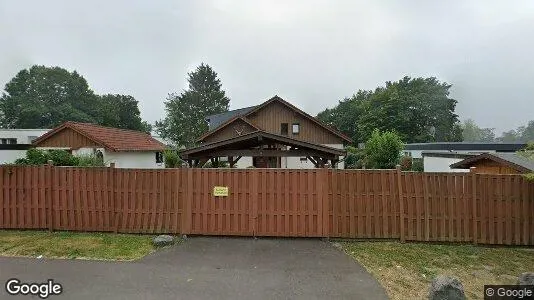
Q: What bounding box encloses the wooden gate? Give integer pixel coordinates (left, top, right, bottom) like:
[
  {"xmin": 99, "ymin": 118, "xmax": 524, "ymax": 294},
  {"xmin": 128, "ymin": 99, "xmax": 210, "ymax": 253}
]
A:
[{"xmin": 188, "ymin": 169, "xmax": 324, "ymax": 237}]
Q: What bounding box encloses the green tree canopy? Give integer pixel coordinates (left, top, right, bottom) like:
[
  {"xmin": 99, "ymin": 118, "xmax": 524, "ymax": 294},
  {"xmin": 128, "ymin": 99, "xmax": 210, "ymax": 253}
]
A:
[
  {"xmin": 155, "ymin": 63, "xmax": 230, "ymax": 147},
  {"xmin": 461, "ymin": 119, "xmax": 495, "ymax": 142},
  {"xmin": 99, "ymin": 94, "xmax": 152, "ymax": 133},
  {"xmin": 497, "ymin": 120, "xmax": 534, "ymax": 143},
  {"xmin": 0, "ymin": 65, "xmax": 98, "ymax": 128},
  {"xmin": 0, "ymin": 65, "xmax": 152, "ymax": 132},
  {"xmin": 364, "ymin": 129, "xmax": 403, "ymax": 169},
  {"xmin": 317, "ymin": 76, "xmax": 462, "ymax": 144}
]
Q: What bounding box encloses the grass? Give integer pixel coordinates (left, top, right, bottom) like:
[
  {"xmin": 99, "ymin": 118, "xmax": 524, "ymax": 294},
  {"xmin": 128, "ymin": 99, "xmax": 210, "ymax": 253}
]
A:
[
  {"xmin": 0, "ymin": 230, "xmax": 159, "ymax": 261},
  {"xmin": 337, "ymin": 241, "xmax": 534, "ymax": 300}
]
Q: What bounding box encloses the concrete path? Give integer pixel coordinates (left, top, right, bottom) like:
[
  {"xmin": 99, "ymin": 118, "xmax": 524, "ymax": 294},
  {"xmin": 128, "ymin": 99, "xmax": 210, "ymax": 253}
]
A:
[{"xmin": 0, "ymin": 237, "xmax": 388, "ymax": 300}]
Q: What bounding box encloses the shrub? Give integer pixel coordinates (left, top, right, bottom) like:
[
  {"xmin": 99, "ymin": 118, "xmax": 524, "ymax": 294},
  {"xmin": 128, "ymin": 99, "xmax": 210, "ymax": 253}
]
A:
[
  {"xmin": 400, "ymin": 155, "xmax": 412, "ymax": 171},
  {"xmin": 344, "ymin": 146, "xmax": 367, "ymax": 169},
  {"xmin": 13, "ymin": 149, "xmax": 104, "ymax": 167},
  {"xmin": 163, "ymin": 150, "xmax": 182, "ymax": 168},
  {"xmin": 76, "ymin": 154, "xmax": 105, "ymax": 167},
  {"xmin": 203, "ymin": 160, "xmax": 229, "ymax": 168},
  {"xmin": 411, "ymin": 158, "xmax": 424, "ymax": 172},
  {"xmin": 523, "ymin": 173, "xmax": 534, "ymax": 181},
  {"xmin": 364, "ymin": 129, "xmax": 403, "ymax": 169}
]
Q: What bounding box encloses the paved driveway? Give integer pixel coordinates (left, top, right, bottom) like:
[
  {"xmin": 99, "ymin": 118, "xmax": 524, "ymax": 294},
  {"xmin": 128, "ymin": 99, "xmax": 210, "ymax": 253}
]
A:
[{"xmin": 0, "ymin": 237, "xmax": 388, "ymax": 300}]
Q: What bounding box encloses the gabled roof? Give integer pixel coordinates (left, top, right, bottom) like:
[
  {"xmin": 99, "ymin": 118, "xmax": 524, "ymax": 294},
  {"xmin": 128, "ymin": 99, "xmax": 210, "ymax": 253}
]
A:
[
  {"xmin": 450, "ymin": 152, "xmax": 534, "ymax": 173},
  {"xmin": 204, "ymin": 96, "xmax": 352, "ymax": 144},
  {"xmin": 197, "ymin": 116, "xmax": 260, "ymax": 142},
  {"xmin": 33, "ymin": 122, "xmax": 166, "ymax": 152},
  {"xmin": 205, "ymin": 106, "xmax": 257, "ymax": 130},
  {"xmin": 182, "ymin": 130, "xmax": 346, "ymax": 159}
]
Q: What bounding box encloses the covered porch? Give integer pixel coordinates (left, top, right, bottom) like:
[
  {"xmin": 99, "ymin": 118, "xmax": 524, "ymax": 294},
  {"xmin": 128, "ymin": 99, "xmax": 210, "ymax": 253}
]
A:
[{"xmin": 180, "ymin": 131, "xmax": 346, "ymax": 168}]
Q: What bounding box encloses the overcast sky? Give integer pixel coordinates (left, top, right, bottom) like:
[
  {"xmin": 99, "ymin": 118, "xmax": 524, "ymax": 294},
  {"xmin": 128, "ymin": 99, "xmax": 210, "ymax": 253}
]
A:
[{"xmin": 1, "ymin": 1, "xmax": 533, "ymax": 134}]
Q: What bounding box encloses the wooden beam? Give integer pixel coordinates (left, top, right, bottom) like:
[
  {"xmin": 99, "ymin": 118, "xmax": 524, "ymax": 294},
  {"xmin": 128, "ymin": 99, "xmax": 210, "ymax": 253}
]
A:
[
  {"xmin": 307, "ymin": 156, "xmax": 319, "ymax": 168},
  {"xmin": 204, "ymin": 149, "xmax": 337, "ymax": 159}
]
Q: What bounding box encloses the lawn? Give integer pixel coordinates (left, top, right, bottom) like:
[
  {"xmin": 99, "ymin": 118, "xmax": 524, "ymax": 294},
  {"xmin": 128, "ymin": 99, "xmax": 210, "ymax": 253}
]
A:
[
  {"xmin": 337, "ymin": 241, "xmax": 534, "ymax": 300},
  {"xmin": 0, "ymin": 230, "xmax": 158, "ymax": 260}
]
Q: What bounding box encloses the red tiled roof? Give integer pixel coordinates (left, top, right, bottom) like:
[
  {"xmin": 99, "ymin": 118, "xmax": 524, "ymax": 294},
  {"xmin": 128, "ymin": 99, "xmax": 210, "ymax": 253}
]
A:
[{"xmin": 33, "ymin": 122, "xmax": 166, "ymax": 152}]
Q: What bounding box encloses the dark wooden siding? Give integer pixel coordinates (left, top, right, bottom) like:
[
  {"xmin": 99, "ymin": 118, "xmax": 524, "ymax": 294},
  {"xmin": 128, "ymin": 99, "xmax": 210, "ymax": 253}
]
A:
[
  {"xmin": 471, "ymin": 159, "xmax": 521, "ymax": 174},
  {"xmin": 247, "ymin": 101, "xmax": 344, "ymax": 144},
  {"xmin": 35, "ymin": 128, "xmax": 101, "ymax": 149},
  {"xmin": 202, "ymin": 119, "xmax": 258, "ymax": 143}
]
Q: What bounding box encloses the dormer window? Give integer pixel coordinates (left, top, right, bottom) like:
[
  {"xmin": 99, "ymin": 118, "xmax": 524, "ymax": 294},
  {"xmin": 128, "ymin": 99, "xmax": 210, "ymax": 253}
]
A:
[{"xmin": 292, "ymin": 123, "xmax": 300, "ymax": 135}]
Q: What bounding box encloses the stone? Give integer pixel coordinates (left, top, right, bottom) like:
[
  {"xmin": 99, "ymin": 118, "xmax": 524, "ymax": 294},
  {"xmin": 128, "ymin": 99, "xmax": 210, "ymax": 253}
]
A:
[
  {"xmin": 152, "ymin": 235, "xmax": 175, "ymax": 247},
  {"xmin": 518, "ymin": 272, "xmax": 534, "ymax": 285},
  {"xmin": 428, "ymin": 275, "xmax": 466, "ymax": 300}
]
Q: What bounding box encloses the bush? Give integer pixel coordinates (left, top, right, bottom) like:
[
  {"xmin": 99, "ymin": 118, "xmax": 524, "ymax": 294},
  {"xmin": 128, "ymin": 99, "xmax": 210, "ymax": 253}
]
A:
[
  {"xmin": 411, "ymin": 158, "xmax": 424, "ymax": 172},
  {"xmin": 203, "ymin": 160, "xmax": 229, "ymax": 168},
  {"xmin": 76, "ymin": 154, "xmax": 105, "ymax": 167},
  {"xmin": 13, "ymin": 149, "xmax": 104, "ymax": 167},
  {"xmin": 523, "ymin": 173, "xmax": 534, "ymax": 181},
  {"xmin": 163, "ymin": 150, "xmax": 182, "ymax": 168},
  {"xmin": 344, "ymin": 146, "xmax": 367, "ymax": 169},
  {"xmin": 364, "ymin": 129, "xmax": 403, "ymax": 169},
  {"xmin": 400, "ymin": 155, "xmax": 412, "ymax": 171}
]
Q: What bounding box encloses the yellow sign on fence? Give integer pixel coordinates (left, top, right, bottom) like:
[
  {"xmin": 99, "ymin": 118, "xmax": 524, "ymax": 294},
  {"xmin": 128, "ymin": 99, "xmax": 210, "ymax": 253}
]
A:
[{"xmin": 213, "ymin": 186, "xmax": 229, "ymax": 197}]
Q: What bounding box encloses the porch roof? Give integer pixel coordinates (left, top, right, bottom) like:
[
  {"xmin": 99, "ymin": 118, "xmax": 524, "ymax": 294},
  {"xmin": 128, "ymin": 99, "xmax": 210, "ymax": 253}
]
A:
[{"xmin": 180, "ymin": 130, "xmax": 346, "ymax": 160}]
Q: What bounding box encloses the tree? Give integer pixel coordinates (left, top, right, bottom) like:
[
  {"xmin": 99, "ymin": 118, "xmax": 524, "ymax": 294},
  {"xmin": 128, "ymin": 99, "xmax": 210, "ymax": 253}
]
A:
[
  {"xmin": 155, "ymin": 63, "xmax": 230, "ymax": 147},
  {"xmin": 317, "ymin": 90, "xmax": 369, "ymax": 143},
  {"xmin": 461, "ymin": 119, "xmax": 495, "ymax": 142},
  {"xmin": 364, "ymin": 129, "xmax": 403, "ymax": 169},
  {"xmin": 496, "ymin": 120, "xmax": 534, "ymax": 142},
  {"xmin": 98, "ymin": 94, "xmax": 152, "ymax": 133},
  {"xmin": 0, "ymin": 65, "xmax": 99, "ymax": 128},
  {"xmin": 0, "ymin": 65, "xmax": 152, "ymax": 132},
  {"xmin": 317, "ymin": 76, "xmax": 462, "ymax": 144}
]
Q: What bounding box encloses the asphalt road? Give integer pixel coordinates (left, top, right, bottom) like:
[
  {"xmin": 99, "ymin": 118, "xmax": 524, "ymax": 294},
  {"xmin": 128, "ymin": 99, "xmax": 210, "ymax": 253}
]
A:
[{"xmin": 0, "ymin": 237, "xmax": 388, "ymax": 300}]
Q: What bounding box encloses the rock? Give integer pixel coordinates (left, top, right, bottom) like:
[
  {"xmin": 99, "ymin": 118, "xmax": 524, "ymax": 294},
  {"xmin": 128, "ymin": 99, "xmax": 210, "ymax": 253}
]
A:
[
  {"xmin": 152, "ymin": 235, "xmax": 175, "ymax": 247},
  {"xmin": 518, "ymin": 272, "xmax": 534, "ymax": 285},
  {"xmin": 428, "ymin": 275, "xmax": 466, "ymax": 300}
]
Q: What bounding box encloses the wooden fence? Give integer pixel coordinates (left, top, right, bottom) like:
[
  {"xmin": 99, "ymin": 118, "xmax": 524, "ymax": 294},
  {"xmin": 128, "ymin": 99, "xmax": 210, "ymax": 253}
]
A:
[{"xmin": 1, "ymin": 165, "xmax": 533, "ymax": 245}]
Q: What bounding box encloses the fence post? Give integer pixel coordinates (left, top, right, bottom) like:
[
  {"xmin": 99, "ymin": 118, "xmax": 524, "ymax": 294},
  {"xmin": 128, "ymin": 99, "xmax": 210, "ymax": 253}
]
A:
[
  {"xmin": 109, "ymin": 163, "xmax": 118, "ymax": 233},
  {"xmin": 471, "ymin": 167, "xmax": 477, "ymax": 245},
  {"xmin": 318, "ymin": 168, "xmax": 329, "ymax": 238},
  {"xmin": 396, "ymin": 165, "xmax": 405, "ymax": 242},
  {"xmin": 182, "ymin": 168, "xmax": 193, "ymax": 235},
  {"xmin": 46, "ymin": 160, "xmax": 54, "ymax": 232}
]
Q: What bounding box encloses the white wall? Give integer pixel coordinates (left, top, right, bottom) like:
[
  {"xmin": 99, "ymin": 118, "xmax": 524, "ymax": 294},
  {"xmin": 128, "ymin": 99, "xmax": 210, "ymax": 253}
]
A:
[
  {"xmin": 405, "ymin": 149, "xmax": 497, "ymax": 159},
  {"xmin": 0, "ymin": 150, "xmax": 27, "ymax": 164},
  {"xmin": 423, "ymin": 156, "xmax": 470, "ymax": 173},
  {"xmin": 0, "ymin": 129, "xmax": 50, "ymax": 144},
  {"xmin": 232, "ymin": 144, "xmax": 345, "ymax": 169},
  {"xmin": 104, "ymin": 151, "xmax": 164, "ymax": 169}
]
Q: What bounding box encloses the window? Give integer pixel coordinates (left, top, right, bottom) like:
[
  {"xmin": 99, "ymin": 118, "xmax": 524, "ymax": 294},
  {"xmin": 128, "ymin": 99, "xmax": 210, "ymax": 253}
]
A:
[
  {"xmin": 292, "ymin": 123, "xmax": 300, "ymax": 135},
  {"xmin": 156, "ymin": 152, "xmax": 164, "ymax": 164},
  {"xmin": 280, "ymin": 123, "xmax": 288, "ymax": 135},
  {"xmin": 0, "ymin": 138, "xmax": 17, "ymax": 144},
  {"xmin": 300, "ymin": 157, "xmax": 307, "ymax": 162}
]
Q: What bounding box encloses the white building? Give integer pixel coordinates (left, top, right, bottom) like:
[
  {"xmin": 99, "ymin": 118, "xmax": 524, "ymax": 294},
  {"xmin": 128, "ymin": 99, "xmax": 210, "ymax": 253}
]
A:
[
  {"xmin": 32, "ymin": 122, "xmax": 166, "ymax": 168},
  {"xmin": 403, "ymin": 142, "xmax": 527, "ymax": 172},
  {"xmin": 0, "ymin": 129, "xmax": 51, "ymax": 164}
]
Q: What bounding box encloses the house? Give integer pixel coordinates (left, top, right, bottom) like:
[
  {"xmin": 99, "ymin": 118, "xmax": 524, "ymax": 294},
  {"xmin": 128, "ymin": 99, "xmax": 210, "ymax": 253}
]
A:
[
  {"xmin": 404, "ymin": 142, "xmax": 528, "ymax": 172},
  {"xmin": 0, "ymin": 129, "xmax": 51, "ymax": 164},
  {"xmin": 180, "ymin": 96, "xmax": 352, "ymax": 168},
  {"xmin": 450, "ymin": 152, "xmax": 534, "ymax": 174},
  {"xmin": 32, "ymin": 122, "xmax": 166, "ymax": 168},
  {"xmin": 422, "ymin": 151, "xmax": 476, "ymax": 172},
  {"xmin": 404, "ymin": 142, "xmax": 527, "ymax": 159}
]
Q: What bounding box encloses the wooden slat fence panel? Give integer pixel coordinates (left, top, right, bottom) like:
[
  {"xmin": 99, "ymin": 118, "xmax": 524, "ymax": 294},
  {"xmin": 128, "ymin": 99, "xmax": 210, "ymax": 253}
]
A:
[{"xmin": 0, "ymin": 166, "xmax": 532, "ymax": 245}]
